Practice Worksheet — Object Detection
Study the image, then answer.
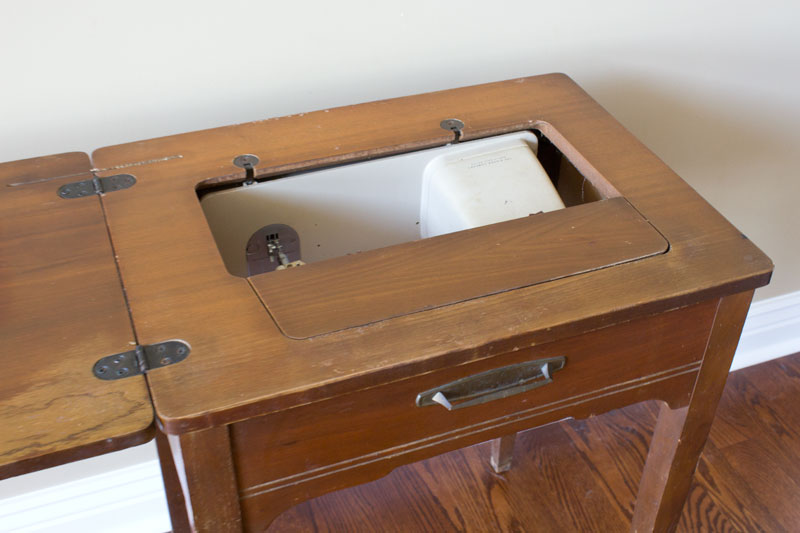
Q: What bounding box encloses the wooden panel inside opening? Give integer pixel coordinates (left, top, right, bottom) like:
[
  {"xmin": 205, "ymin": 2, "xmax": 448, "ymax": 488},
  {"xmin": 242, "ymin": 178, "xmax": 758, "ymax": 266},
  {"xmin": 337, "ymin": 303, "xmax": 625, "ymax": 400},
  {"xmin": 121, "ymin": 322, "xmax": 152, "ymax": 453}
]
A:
[{"xmin": 250, "ymin": 197, "xmax": 669, "ymax": 338}]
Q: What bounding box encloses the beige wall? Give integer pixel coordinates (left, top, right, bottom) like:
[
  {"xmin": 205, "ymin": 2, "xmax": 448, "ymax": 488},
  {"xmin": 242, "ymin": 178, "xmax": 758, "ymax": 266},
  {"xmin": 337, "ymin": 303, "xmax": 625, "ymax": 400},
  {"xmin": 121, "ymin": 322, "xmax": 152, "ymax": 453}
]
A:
[{"xmin": 1, "ymin": 0, "xmax": 796, "ymax": 299}]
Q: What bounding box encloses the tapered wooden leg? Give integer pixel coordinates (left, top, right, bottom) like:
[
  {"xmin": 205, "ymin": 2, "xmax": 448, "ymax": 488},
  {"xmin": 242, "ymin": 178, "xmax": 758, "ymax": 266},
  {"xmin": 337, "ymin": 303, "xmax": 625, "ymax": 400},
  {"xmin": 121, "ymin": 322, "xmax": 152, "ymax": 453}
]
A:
[
  {"xmin": 156, "ymin": 429, "xmax": 192, "ymax": 533},
  {"xmin": 489, "ymin": 433, "xmax": 517, "ymax": 473},
  {"xmin": 632, "ymin": 291, "xmax": 754, "ymax": 532},
  {"xmin": 168, "ymin": 426, "xmax": 243, "ymax": 533}
]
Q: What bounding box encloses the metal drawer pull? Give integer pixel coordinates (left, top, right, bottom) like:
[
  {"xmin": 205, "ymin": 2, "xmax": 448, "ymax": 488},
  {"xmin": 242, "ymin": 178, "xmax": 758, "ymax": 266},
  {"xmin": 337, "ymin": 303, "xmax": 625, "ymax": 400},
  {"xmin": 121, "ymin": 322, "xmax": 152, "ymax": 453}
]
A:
[{"xmin": 415, "ymin": 356, "xmax": 566, "ymax": 411}]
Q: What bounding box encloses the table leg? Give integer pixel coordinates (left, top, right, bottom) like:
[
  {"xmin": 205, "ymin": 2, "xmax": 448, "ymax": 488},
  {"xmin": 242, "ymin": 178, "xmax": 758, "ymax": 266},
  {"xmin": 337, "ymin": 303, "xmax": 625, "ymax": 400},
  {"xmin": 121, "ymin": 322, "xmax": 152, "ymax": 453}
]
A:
[
  {"xmin": 156, "ymin": 429, "xmax": 192, "ymax": 532},
  {"xmin": 167, "ymin": 426, "xmax": 242, "ymax": 533},
  {"xmin": 632, "ymin": 291, "xmax": 753, "ymax": 532},
  {"xmin": 489, "ymin": 433, "xmax": 517, "ymax": 473}
]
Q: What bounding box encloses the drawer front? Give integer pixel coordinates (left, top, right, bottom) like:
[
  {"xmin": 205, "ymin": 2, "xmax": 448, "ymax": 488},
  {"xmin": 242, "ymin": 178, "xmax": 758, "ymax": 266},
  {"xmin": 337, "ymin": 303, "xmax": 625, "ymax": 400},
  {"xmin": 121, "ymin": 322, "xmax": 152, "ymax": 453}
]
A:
[{"xmin": 231, "ymin": 299, "xmax": 717, "ymax": 496}]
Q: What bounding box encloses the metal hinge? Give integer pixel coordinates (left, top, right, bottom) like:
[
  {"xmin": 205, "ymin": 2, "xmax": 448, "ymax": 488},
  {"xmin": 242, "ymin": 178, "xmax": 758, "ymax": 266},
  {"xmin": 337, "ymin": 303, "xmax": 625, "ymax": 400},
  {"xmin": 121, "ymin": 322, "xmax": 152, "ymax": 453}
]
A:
[
  {"xmin": 58, "ymin": 174, "xmax": 136, "ymax": 199},
  {"xmin": 93, "ymin": 340, "xmax": 190, "ymax": 380},
  {"xmin": 233, "ymin": 154, "xmax": 260, "ymax": 185},
  {"xmin": 440, "ymin": 118, "xmax": 464, "ymax": 142}
]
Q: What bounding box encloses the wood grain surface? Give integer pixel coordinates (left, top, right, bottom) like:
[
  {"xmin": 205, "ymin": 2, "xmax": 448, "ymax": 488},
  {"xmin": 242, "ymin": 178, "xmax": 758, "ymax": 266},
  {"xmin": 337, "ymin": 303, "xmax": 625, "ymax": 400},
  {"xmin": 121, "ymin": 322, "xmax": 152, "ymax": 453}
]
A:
[
  {"xmin": 251, "ymin": 197, "xmax": 667, "ymax": 338},
  {"xmin": 168, "ymin": 426, "xmax": 242, "ymax": 532},
  {"xmin": 632, "ymin": 291, "xmax": 753, "ymax": 531},
  {"xmin": 266, "ymin": 352, "xmax": 800, "ymax": 532},
  {"xmin": 87, "ymin": 74, "xmax": 771, "ymax": 432},
  {"xmin": 155, "ymin": 429, "xmax": 191, "ymax": 533},
  {"xmin": 238, "ymin": 371, "xmax": 701, "ymax": 532},
  {"xmin": 232, "ymin": 298, "xmax": 714, "ymax": 529},
  {"xmin": 0, "ymin": 76, "xmax": 775, "ymax": 531},
  {"xmin": 232, "ymin": 299, "xmax": 714, "ymax": 492},
  {"xmin": 0, "ymin": 153, "xmax": 153, "ymax": 478}
]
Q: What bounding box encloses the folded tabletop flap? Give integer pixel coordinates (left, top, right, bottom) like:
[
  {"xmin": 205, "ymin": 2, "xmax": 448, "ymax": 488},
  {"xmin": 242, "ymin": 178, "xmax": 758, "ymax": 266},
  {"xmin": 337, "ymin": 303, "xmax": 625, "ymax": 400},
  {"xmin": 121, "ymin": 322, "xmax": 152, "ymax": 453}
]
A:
[{"xmin": 0, "ymin": 153, "xmax": 152, "ymax": 478}]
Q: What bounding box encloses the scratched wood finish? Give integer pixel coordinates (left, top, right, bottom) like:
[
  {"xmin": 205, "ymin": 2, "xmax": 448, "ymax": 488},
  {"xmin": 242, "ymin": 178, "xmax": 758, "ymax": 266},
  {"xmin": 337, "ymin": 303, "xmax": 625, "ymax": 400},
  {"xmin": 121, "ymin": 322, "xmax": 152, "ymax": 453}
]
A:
[
  {"xmin": 88, "ymin": 74, "xmax": 771, "ymax": 433},
  {"xmin": 232, "ymin": 300, "xmax": 713, "ymax": 487},
  {"xmin": 233, "ymin": 301, "xmax": 715, "ymax": 530},
  {"xmin": 251, "ymin": 197, "xmax": 668, "ymax": 338},
  {"xmin": 0, "ymin": 153, "xmax": 152, "ymax": 478},
  {"xmin": 267, "ymin": 352, "xmax": 800, "ymax": 532},
  {"xmin": 633, "ymin": 291, "xmax": 754, "ymax": 531},
  {"xmin": 240, "ymin": 371, "xmax": 700, "ymax": 531},
  {"xmin": 0, "ymin": 77, "xmax": 773, "ymax": 531}
]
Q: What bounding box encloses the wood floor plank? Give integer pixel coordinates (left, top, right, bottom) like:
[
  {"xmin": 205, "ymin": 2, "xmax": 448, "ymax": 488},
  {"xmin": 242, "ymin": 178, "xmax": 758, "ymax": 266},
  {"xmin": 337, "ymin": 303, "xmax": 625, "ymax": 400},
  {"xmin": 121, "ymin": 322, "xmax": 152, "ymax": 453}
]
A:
[
  {"xmin": 559, "ymin": 402, "xmax": 659, "ymax": 522},
  {"xmin": 720, "ymin": 438, "xmax": 800, "ymax": 531},
  {"xmin": 738, "ymin": 369, "xmax": 800, "ymax": 444},
  {"xmin": 747, "ymin": 355, "xmax": 800, "ymax": 402},
  {"xmin": 407, "ymin": 447, "xmax": 516, "ymax": 531},
  {"xmin": 501, "ymin": 423, "xmax": 630, "ymax": 532},
  {"xmin": 677, "ymin": 440, "xmax": 782, "ymax": 532},
  {"xmin": 705, "ymin": 370, "xmax": 759, "ymax": 450},
  {"xmin": 724, "ymin": 364, "xmax": 800, "ymax": 484},
  {"xmin": 267, "ymin": 352, "xmax": 800, "ymax": 532}
]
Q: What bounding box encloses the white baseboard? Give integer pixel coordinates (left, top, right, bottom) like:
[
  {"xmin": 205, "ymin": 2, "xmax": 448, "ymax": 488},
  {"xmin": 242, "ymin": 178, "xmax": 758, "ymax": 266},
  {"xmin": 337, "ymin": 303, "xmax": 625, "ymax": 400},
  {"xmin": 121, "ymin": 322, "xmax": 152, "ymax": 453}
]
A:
[
  {"xmin": 1, "ymin": 291, "xmax": 798, "ymax": 532},
  {"xmin": 730, "ymin": 290, "xmax": 800, "ymax": 371},
  {"xmin": 0, "ymin": 457, "xmax": 168, "ymax": 533}
]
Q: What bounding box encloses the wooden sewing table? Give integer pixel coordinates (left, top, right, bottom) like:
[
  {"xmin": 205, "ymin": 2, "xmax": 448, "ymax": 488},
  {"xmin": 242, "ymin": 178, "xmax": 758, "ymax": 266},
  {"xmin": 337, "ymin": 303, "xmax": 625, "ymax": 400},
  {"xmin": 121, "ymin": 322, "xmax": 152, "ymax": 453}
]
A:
[{"xmin": 0, "ymin": 74, "xmax": 772, "ymax": 532}]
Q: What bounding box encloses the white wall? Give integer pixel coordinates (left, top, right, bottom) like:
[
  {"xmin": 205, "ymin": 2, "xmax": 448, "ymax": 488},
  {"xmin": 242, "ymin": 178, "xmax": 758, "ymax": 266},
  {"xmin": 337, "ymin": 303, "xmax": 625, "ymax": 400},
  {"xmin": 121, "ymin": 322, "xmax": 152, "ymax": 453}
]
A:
[
  {"xmin": 2, "ymin": 0, "xmax": 797, "ymax": 299},
  {"xmin": 0, "ymin": 1, "xmax": 797, "ymax": 521}
]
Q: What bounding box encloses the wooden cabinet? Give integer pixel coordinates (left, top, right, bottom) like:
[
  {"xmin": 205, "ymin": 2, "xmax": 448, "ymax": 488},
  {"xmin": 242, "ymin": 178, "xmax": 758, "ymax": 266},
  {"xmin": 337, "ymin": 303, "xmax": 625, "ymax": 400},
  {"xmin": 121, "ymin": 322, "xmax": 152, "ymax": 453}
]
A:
[
  {"xmin": 232, "ymin": 301, "xmax": 716, "ymax": 530},
  {"xmin": 0, "ymin": 74, "xmax": 772, "ymax": 532}
]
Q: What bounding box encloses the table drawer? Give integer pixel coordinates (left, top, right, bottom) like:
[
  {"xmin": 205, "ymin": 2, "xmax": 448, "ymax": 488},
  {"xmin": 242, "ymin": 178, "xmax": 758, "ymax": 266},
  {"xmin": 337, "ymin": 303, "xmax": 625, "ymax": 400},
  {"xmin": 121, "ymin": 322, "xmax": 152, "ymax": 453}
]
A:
[{"xmin": 231, "ymin": 299, "xmax": 717, "ymax": 498}]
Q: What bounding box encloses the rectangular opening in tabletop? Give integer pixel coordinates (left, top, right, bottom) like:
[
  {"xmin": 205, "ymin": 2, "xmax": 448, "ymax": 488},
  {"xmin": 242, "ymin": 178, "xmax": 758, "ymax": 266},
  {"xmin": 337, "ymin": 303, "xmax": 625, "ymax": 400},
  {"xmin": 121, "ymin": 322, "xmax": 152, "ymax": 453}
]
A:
[
  {"xmin": 198, "ymin": 129, "xmax": 669, "ymax": 338},
  {"xmin": 199, "ymin": 130, "xmax": 610, "ymax": 278}
]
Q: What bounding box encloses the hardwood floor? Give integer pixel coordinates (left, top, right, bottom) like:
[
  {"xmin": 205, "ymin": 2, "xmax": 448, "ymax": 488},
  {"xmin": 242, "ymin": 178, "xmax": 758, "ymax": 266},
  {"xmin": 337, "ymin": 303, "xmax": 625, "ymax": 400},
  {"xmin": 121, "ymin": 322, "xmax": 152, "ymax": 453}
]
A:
[{"xmin": 267, "ymin": 353, "xmax": 800, "ymax": 532}]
